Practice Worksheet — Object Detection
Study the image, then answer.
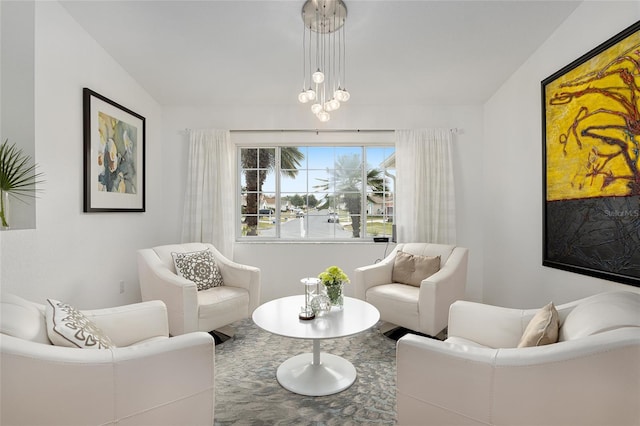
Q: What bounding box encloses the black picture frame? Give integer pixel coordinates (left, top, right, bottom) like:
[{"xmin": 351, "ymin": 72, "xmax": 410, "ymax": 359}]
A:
[
  {"xmin": 83, "ymin": 88, "xmax": 145, "ymax": 212},
  {"xmin": 541, "ymin": 21, "xmax": 640, "ymax": 287}
]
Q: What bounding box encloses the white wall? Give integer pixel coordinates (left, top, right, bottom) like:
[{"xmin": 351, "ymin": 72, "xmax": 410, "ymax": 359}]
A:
[
  {"xmin": 483, "ymin": 1, "xmax": 640, "ymax": 308},
  {"xmin": 1, "ymin": 0, "xmax": 36, "ymax": 229},
  {"xmin": 0, "ymin": 2, "xmax": 166, "ymax": 308},
  {"xmin": 162, "ymin": 104, "xmax": 485, "ymax": 303}
]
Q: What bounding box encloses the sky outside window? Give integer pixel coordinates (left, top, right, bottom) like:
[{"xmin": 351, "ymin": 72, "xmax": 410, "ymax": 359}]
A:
[{"xmin": 272, "ymin": 146, "xmax": 395, "ymax": 196}]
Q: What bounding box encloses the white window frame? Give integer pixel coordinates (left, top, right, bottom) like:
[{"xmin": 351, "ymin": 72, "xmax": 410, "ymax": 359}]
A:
[{"xmin": 233, "ymin": 130, "xmax": 395, "ymax": 242}]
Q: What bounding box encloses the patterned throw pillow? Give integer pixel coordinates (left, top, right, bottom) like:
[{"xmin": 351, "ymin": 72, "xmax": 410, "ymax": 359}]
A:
[
  {"xmin": 45, "ymin": 299, "xmax": 114, "ymax": 349},
  {"xmin": 172, "ymin": 249, "xmax": 224, "ymax": 291}
]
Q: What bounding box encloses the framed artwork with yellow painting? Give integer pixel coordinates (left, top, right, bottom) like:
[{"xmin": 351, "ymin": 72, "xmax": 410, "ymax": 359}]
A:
[
  {"xmin": 542, "ymin": 21, "xmax": 640, "ymax": 287},
  {"xmin": 83, "ymin": 88, "xmax": 145, "ymax": 212}
]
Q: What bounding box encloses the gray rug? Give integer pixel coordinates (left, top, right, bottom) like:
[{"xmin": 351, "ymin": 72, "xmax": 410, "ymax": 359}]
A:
[{"xmin": 214, "ymin": 318, "xmax": 397, "ymax": 425}]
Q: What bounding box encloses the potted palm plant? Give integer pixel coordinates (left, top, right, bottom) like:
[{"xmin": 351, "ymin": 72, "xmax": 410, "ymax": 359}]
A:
[{"xmin": 0, "ymin": 139, "xmax": 44, "ymax": 228}]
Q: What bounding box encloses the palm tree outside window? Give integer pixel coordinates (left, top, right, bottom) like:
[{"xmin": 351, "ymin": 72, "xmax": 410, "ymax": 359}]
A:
[{"xmin": 239, "ymin": 145, "xmax": 395, "ymax": 241}]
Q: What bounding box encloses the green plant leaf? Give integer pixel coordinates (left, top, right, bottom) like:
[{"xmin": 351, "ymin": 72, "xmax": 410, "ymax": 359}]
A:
[{"xmin": 0, "ymin": 139, "xmax": 45, "ymax": 201}]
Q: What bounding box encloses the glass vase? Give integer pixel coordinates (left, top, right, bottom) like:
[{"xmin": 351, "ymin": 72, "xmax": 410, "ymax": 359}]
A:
[
  {"xmin": 324, "ymin": 281, "xmax": 344, "ymax": 309},
  {"xmin": 0, "ymin": 190, "xmax": 9, "ymax": 229}
]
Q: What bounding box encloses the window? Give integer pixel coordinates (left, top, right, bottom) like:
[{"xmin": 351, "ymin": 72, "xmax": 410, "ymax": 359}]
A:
[{"xmin": 239, "ymin": 145, "xmax": 395, "ymax": 241}]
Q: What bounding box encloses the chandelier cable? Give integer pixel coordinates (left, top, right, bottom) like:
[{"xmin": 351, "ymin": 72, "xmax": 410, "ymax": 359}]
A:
[
  {"xmin": 302, "ymin": 17, "xmax": 306, "ymax": 90},
  {"xmin": 316, "ymin": 4, "xmax": 320, "ymax": 74},
  {"xmin": 342, "ymin": 14, "xmax": 346, "ymax": 89},
  {"xmin": 338, "ymin": 9, "xmax": 343, "ymax": 89},
  {"xmin": 332, "ymin": 8, "xmax": 336, "ymax": 94}
]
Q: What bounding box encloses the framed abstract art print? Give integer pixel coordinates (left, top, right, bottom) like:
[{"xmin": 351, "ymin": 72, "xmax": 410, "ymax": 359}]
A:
[
  {"xmin": 83, "ymin": 88, "xmax": 145, "ymax": 212},
  {"xmin": 542, "ymin": 21, "xmax": 640, "ymax": 287}
]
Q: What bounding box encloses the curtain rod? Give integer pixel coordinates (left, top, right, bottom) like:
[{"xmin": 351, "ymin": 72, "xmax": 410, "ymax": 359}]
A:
[
  {"xmin": 233, "ymin": 129, "xmax": 394, "ymax": 133},
  {"xmin": 184, "ymin": 128, "xmax": 461, "ymax": 134}
]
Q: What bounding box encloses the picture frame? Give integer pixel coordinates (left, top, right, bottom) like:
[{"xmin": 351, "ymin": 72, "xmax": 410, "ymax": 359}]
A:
[
  {"xmin": 83, "ymin": 88, "xmax": 145, "ymax": 212},
  {"xmin": 542, "ymin": 21, "xmax": 640, "ymax": 287}
]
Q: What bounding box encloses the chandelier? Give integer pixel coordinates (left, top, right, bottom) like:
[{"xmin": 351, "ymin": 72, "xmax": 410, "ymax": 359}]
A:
[{"xmin": 297, "ymin": 0, "xmax": 350, "ymax": 122}]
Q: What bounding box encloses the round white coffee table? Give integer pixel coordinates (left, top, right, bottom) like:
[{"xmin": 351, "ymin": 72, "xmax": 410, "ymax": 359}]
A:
[{"xmin": 252, "ymin": 295, "xmax": 380, "ymax": 396}]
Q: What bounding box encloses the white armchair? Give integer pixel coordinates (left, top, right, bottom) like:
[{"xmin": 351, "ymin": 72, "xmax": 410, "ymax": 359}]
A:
[
  {"xmin": 137, "ymin": 242, "xmax": 261, "ymax": 337},
  {"xmin": 396, "ymin": 291, "xmax": 640, "ymax": 426},
  {"xmin": 0, "ymin": 293, "xmax": 215, "ymax": 426},
  {"xmin": 353, "ymin": 243, "xmax": 469, "ymax": 337}
]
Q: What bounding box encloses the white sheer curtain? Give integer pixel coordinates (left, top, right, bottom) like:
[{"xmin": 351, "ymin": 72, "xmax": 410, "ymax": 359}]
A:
[
  {"xmin": 181, "ymin": 129, "xmax": 235, "ymax": 258},
  {"xmin": 395, "ymin": 129, "xmax": 456, "ymax": 244}
]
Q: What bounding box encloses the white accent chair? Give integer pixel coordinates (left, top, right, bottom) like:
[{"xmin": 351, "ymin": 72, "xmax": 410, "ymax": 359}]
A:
[
  {"xmin": 0, "ymin": 293, "xmax": 215, "ymax": 426},
  {"xmin": 137, "ymin": 242, "xmax": 261, "ymax": 337},
  {"xmin": 396, "ymin": 291, "xmax": 640, "ymax": 426},
  {"xmin": 353, "ymin": 243, "xmax": 469, "ymax": 337}
]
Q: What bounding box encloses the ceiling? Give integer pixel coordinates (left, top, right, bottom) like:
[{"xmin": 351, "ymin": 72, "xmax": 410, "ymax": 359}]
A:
[{"xmin": 59, "ymin": 0, "xmax": 581, "ymax": 108}]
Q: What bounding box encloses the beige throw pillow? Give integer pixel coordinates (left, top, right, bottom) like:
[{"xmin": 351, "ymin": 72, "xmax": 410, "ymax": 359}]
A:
[
  {"xmin": 392, "ymin": 251, "xmax": 441, "ymax": 287},
  {"xmin": 517, "ymin": 302, "xmax": 559, "ymax": 348}
]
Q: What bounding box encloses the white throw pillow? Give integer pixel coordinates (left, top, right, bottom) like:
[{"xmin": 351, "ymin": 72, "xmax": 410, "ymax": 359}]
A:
[
  {"xmin": 172, "ymin": 249, "xmax": 224, "ymax": 291},
  {"xmin": 45, "ymin": 299, "xmax": 114, "ymax": 349}
]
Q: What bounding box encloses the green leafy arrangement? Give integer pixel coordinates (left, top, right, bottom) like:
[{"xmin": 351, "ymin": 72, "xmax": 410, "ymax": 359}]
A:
[
  {"xmin": 0, "ymin": 139, "xmax": 44, "ymax": 227},
  {"xmin": 318, "ymin": 265, "xmax": 350, "ymax": 286},
  {"xmin": 318, "ymin": 265, "xmax": 349, "ymax": 306}
]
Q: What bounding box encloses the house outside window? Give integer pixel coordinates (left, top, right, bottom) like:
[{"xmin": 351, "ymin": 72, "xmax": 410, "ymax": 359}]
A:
[{"xmin": 238, "ymin": 143, "xmax": 395, "ymax": 241}]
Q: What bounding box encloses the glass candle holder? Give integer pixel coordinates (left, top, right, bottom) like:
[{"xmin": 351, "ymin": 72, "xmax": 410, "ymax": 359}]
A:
[{"xmin": 299, "ymin": 277, "xmax": 320, "ymax": 320}]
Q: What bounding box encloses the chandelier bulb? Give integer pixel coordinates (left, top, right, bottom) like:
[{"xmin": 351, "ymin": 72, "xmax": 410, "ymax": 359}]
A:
[
  {"xmin": 306, "ymin": 88, "xmax": 316, "ymax": 101},
  {"xmin": 317, "ymin": 110, "xmax": 330, "ymax": 122},
  {"xmin": 324, "ymin": 99, "xmax": 340, "ymax": 112},
  {"xmin": 311, "ymin": 103, "xmax": 323, "ymax": 114},
  {"xmin": 334, "ymin": 88, "xmax": 349, "ymax": 102},
  {"xmin": 298, "ymin": 91, "xmax": 310, "ymax": 104},
  {"xmin": 312, "ymin": 70, "xmax": 325, "ymax": 84}
]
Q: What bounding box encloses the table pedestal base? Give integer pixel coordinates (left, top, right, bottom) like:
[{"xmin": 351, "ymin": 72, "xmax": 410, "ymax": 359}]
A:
[
  {"xmin": 276, "ymin": 351, "xmax": 357, "ymax": 396},
  {"xmin": 252, "ymin": 297, "xmax": 380, "ymax": 397}
]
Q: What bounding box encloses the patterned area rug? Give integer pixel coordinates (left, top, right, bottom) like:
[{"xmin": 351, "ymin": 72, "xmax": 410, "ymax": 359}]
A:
[{"xmin": 214, "ymin": 318, "xmax": 397, "ymax": 425}]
